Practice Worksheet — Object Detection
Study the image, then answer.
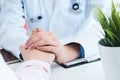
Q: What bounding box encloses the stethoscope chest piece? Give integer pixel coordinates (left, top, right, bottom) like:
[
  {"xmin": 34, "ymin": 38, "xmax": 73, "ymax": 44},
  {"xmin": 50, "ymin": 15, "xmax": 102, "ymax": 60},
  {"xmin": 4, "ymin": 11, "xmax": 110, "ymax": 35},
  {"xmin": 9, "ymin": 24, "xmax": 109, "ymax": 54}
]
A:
[{"xmin": 72, "ymin": 0, "xmax": 84, "ymax": 14}]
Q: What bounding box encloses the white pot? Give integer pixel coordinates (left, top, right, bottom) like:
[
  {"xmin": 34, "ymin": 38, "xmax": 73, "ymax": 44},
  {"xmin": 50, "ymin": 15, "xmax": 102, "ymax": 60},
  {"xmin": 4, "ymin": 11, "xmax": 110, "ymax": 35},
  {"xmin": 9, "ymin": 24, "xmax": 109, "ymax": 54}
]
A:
[{"xmin": 98, "ymin": 43, "xmax": 120, "ymax": 80}]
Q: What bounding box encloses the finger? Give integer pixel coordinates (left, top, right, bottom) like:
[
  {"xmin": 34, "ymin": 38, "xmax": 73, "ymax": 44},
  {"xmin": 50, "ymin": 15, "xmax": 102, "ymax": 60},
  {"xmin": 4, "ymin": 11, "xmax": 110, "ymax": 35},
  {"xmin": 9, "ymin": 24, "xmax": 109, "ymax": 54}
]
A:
[
  {"xmin": 26, "ymin": 34, "xmax": 41, "ymax": 47},
  {"xmin": 26, "ymin": 30, "xmax": 47, "ymax": 47},
  {"xmin": 26, "ymin": 31, "xmax": 51, "ymax": 48},
  {"xmin": 29, "ymin": 39, "xmax": 57, "ymax": 49},
  {"xmin": 32, "ymin": 30, "xmax": 36, "ymax": 36},
  {"xmin": 19, "ymin": 45, "xmax": 26, "ymax": 54},
  {"xmin": 48, "ymin": 32, "xmax": 58, "ymax": 41},
  {"xmin": 37, "ymin": 46, "xmax": 57, "ymax": 54},
  {"xmin": 47, "ymin": 32, "xmax": 61, "ymax": 46},
  {"xmin": 36, "ymin": 28, "xmax": 41, "ymax": 32},
  {"xmin": 26, "ymin": 30, "xmax": 37, "ymax": 46}
]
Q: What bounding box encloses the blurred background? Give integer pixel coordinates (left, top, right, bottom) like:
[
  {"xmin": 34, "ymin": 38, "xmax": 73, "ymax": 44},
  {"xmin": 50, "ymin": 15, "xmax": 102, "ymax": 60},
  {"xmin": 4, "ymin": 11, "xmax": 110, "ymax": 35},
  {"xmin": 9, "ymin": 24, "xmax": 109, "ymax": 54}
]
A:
[{"xmin": 0, "ymin": 0, "xmax": 3, "ymax": 11}]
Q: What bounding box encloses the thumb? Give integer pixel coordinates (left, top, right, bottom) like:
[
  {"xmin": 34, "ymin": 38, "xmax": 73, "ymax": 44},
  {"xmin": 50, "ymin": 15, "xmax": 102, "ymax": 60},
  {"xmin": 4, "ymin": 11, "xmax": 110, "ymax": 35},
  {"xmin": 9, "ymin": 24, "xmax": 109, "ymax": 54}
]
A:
[
  {"xmin": 19, "ymin": 45, "xmax": 26, "ymax": 55},
  {"xmin": 32, "ymin": 30, "xmax": 36, "ymax": 35}
]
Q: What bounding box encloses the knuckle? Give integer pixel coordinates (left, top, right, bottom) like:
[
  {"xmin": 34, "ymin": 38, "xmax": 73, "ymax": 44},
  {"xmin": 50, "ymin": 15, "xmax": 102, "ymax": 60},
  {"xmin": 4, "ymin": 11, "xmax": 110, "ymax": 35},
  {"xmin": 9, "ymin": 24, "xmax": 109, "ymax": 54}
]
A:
[
  {"xmin": 50, "ymin": 47, "xmax": 55, "ymax": 51},
  {"xmin": 44, "ymin": 39, "xmax": 49, "ymax": 43}
]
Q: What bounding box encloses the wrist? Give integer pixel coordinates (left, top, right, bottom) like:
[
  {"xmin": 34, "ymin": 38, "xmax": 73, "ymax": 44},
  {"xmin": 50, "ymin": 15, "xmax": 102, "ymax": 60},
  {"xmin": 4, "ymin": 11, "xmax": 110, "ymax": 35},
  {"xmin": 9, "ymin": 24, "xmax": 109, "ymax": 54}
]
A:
[
  {"xmin": 21, "ymin": 50, "xmax": 55, "ymax": 64},
  {"xmin": 53, "ymin": 46, "xmax": 67, "ymax": 64},
  {"xmin": 56, "ymin": 43, "xmax": 80, "ymax": 64}
]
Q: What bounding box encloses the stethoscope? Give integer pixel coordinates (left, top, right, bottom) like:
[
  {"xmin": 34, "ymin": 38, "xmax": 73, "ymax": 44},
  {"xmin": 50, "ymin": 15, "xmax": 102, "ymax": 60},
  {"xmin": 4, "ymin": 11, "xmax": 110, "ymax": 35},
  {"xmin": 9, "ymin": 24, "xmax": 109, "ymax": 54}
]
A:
[
  {"xmin": 72, "ymin": 0, "xmax": 84, "ymax": 14},
  {"xmin": 23, "ymin": 0, "xmax": 85, "ymax": 23}
]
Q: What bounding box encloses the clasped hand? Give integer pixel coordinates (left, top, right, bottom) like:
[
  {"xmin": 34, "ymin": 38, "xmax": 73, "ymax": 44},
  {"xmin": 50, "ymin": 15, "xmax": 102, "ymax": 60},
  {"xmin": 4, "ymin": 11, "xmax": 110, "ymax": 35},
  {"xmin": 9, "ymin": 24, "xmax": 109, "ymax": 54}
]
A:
[{"xmin": 25, "ymin": 28, "xmax": 67, "ymax": 63}]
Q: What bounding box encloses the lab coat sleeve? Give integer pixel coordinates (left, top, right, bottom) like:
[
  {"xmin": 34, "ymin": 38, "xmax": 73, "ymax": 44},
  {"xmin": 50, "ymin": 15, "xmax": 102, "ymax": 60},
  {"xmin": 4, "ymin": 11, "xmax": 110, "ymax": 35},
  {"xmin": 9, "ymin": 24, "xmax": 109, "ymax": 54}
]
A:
[
  {"xmin": 60, "ymin": 13, "xmax": 102, "ymax": 58},
  {"xmin": 0, "ymin": 0, "xmax": 29, "ymax": 59},
  {"xmin": 0, "ymin": 54, "xmax": 50, "ymax": 80},
  {"xmin": 0, "ymin": 54, "xmax": 19, "ymax": 80},
  {"xmin": 16, "ymin": 60, "xmax": 50, "ymax": 80},
  {"xmin": 60, "ymin": 0, "xmax": 108, "ymax": 58}
]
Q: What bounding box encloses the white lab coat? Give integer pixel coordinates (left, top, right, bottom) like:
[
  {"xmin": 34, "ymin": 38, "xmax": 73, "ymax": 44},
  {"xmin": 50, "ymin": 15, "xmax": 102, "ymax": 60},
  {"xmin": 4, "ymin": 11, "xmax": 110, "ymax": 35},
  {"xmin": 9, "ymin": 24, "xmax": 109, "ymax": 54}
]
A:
[
  {"xmin": 0, "ymin": 0, "xmax": 3, "ymax": 9},
  {"xmin": 0, "ymin": 0, "xmax": 109, "ymax": 59}
]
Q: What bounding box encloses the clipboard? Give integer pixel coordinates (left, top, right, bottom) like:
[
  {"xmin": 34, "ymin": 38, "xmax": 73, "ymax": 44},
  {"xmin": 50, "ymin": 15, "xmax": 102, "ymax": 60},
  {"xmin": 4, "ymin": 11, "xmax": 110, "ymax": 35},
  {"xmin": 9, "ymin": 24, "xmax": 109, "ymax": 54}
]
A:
[
  {"xmin": 0, "ymin": 49, "xmax": 20, "ymax": 64},
  {"xmin": 57, "ymin": 54, "xmax": 101, "ymax": 68}
]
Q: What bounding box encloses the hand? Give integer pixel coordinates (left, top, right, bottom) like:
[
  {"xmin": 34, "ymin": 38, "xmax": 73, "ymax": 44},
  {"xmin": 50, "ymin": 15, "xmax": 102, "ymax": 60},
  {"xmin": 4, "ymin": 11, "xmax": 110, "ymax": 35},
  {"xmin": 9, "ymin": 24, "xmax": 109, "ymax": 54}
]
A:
[
  {"xmin": 26, "ymin": 28, "xmax": 58, "ymax": 48},
  {"xmin": 19, "ymin": 45, "xmax": 55, "ymax": 64},
  {"xmin": 25, "ymin": 28, "xmax": 66, "ymax": 63},
  {"xmin": 26, "ymin": 28, "xmax": 80, "ymax": 64}
]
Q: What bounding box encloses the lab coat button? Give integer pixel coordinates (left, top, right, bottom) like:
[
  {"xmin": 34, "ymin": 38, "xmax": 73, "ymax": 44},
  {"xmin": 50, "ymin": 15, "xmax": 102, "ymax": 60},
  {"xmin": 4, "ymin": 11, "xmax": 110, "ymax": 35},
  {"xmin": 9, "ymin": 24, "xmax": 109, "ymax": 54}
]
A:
[
  {"xmin": 73, "ymin": 3, "xmax": 79, "ymax": 10},
  {"xmin": 37, "ymin": 16, "xmax": 42, "ymax": 20},
  {"xmin": 22, "ymin": 6, "xmax": 24, "ymax": 9}
]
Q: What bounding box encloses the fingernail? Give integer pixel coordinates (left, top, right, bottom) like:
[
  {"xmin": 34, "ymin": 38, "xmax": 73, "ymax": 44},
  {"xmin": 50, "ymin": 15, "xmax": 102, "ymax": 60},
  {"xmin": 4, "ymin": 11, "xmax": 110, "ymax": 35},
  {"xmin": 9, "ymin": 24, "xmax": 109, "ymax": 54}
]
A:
[
  {"xmin": 25, "ymin": 45, "xmax": 28, "ymax": 49},
  {"xmin": 36, "ymin": 28, "xmax": 40, "ymax": 32},
  {"xmin": 30, "ymin": 45, "xmax": 34, "ymax": 49},
  {"xmin": 25, "ymin": 44, "xmax": 28, "ymax": 47}
]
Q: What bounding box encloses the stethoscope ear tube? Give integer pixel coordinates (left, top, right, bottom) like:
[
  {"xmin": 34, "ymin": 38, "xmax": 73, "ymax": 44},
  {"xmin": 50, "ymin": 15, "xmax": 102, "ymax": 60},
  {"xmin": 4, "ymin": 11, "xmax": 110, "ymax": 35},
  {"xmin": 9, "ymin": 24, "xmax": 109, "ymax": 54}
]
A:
[{"xmin": 22, "ymin": 0, "xmax": 43, "ymax": 23}]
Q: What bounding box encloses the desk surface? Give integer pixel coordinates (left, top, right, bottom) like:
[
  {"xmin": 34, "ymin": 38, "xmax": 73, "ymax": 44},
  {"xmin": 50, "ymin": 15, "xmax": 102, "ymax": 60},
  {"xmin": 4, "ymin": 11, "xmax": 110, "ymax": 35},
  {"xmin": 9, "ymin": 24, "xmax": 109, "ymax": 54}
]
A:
[{"xmin": 9, "ymin": 61, "xmax": 106, "ymax": 80}]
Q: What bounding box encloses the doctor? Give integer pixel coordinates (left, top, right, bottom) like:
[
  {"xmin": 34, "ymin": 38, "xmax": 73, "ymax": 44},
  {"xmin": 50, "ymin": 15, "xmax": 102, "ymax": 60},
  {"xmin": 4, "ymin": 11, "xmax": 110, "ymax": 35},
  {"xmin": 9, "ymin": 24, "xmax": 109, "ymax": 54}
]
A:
[{"xmin": 0, "ymin": 0, "xmax": 105, "ymax": 63}]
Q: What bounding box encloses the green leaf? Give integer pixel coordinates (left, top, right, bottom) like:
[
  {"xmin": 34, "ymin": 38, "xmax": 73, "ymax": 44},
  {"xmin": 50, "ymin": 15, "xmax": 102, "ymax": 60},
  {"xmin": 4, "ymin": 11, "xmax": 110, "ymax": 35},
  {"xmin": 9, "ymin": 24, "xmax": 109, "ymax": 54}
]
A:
[{"xmin": 95, "ymin": 0, "xmax": 120, "ymax": 47}]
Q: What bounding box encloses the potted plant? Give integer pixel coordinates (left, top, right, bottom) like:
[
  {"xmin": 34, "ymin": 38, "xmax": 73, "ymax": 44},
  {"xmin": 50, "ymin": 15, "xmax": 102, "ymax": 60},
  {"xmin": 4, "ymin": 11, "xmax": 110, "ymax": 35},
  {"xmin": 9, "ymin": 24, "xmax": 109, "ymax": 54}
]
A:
[{"xmin": 95, "ymin": 1, "xmax": 120, "ymax": 80}]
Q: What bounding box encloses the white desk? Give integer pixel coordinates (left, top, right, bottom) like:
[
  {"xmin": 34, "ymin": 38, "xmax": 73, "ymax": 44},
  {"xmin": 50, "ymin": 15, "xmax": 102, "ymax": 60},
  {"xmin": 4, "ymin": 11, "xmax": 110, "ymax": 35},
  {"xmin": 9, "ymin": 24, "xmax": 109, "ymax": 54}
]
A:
[{"xmin": 9, "ymin": 61, "xmax": 106, "ymax": 80}]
